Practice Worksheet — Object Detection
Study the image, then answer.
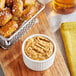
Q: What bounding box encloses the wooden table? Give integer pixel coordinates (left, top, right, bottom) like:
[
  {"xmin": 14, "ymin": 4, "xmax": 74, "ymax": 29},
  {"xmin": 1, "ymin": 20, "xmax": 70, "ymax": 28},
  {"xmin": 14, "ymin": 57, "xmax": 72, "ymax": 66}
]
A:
[{"xmin": 0, "ymin": 9, "xmax": 70, "ymax": 76}]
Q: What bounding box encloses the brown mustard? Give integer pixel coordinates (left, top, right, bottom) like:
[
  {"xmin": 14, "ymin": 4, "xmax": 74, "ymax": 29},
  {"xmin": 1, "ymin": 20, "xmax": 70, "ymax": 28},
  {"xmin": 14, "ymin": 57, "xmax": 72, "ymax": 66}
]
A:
[{"xmin": 24, "ymin": 36, "xmax": 54, "ymax": 61}]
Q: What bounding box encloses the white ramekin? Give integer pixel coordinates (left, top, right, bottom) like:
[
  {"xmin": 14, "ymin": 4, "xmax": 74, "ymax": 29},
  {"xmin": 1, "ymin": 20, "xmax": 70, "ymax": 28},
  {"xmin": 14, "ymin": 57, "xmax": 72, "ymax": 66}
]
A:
[{"xmin": 22, "ymin": 34, "xmax": 56, "ymax": 71}]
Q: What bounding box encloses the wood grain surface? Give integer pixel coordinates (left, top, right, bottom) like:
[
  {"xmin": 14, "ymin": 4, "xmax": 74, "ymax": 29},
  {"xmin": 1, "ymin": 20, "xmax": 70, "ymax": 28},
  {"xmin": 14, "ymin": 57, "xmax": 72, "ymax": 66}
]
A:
[{"xmin": 0, "ymin": 11, "xmax": 70, "ymax": 76}]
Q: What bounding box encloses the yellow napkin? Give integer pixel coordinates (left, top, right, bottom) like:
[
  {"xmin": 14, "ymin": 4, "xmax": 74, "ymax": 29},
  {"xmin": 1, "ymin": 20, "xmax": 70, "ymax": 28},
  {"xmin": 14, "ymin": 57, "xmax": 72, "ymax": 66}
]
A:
[{"xmin": 60, "ymin": 22, "xmax": 76, "ymax": 76}]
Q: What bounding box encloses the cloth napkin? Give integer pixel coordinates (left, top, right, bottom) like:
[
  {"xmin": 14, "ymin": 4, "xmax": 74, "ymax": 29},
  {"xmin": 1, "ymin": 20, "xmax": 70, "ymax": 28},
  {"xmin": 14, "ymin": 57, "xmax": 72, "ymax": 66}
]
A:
[
  {"xmin": 38, "ymin": 0, "xmax": 51, "ymax": 4},
  {"xmin": 60, "ymin": 22, "xmax": 76, "ymax": 76},
  {"xmin": 47, "ymin": 10, "xmax": 76, "ymax": 32}
]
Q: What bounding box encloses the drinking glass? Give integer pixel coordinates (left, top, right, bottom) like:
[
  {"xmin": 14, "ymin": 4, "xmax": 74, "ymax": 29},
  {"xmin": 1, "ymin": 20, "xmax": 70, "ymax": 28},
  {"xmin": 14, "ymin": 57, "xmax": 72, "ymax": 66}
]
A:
[{"xmin": 53, "ymin": 0, "xmax": 76, "ymax": 14}]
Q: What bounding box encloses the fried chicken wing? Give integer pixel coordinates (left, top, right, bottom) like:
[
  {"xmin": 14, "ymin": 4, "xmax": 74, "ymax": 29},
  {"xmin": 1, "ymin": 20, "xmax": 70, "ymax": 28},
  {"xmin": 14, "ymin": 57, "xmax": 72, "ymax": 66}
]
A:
[
  {"xmin": 0, "ymin": 8, "xmax": 12, "ymax": 26},
  {"xmin": 0, "ymin": 0, "xmax": 5, "ymax": 10},
  {"xmin": 0, "ymin": 20, "xmax": 18, "ymax": 37},
  {"xmin": 12, "ymin": 0, "xmax": 23, "ymax": 17}
]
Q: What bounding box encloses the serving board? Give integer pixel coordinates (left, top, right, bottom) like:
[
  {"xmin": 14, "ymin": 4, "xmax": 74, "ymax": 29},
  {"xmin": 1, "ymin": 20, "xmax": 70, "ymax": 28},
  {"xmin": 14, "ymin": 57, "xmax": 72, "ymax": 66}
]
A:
[{"xmin": 0, "ymin": 11, "xmax": 70, "ymax": 76}]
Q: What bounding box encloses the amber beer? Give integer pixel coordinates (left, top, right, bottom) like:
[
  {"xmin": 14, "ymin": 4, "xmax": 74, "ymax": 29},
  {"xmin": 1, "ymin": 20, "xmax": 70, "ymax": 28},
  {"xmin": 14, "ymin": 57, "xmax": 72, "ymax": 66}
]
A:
[{"xmin": 53, "ymin": 0, "xmax": 76, "ymax": 14}]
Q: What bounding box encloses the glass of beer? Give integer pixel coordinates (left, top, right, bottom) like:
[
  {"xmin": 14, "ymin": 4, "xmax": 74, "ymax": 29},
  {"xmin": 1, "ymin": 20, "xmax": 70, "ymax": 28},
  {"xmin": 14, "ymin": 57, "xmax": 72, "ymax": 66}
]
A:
[{"xmin": 53, "ymin": 0, "xmax": 76, "ymax": 14}]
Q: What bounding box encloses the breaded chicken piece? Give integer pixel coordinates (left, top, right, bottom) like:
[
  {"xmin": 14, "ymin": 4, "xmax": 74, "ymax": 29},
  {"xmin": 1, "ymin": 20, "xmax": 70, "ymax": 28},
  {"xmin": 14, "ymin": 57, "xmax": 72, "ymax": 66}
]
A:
[
  {"xmin": 0, "ymin": 7, "xmax": 12, "ymax": 26},
  {"xmin": 0, "ymin": 20, "xmax": 18, "ymax": 37},
  {"xmin": 12, "ymin": 0, "xmax": 23, "ymax": 17},
  {"xmin": 0, "ymin": 0, "xmax": 5, "ymax": 10}
]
